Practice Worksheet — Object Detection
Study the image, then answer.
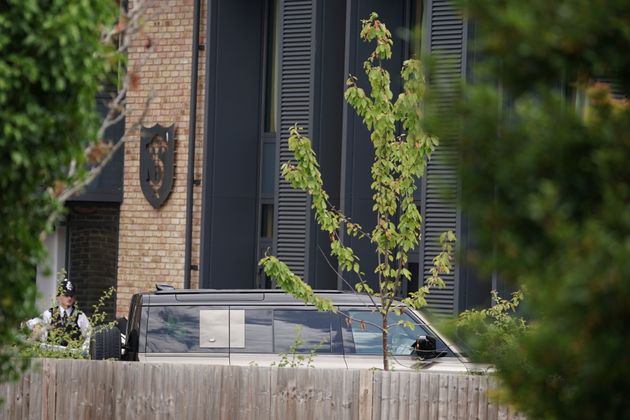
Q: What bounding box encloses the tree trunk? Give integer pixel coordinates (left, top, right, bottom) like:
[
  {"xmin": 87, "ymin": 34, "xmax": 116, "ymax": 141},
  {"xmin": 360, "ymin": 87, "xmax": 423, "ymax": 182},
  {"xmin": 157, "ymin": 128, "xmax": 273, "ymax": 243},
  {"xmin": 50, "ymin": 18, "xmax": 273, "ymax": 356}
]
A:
[{"xmin": 382, "ymin": 312, "xmax": 389, "ymax": 370}]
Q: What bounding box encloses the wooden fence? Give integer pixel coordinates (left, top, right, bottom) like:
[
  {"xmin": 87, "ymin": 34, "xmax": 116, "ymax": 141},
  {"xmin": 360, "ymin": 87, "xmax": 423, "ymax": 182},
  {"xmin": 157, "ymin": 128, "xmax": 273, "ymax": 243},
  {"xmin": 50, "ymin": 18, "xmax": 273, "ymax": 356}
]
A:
[{"xmin": 0, "ymin": 359, "xmax": 524, "ymax": 419}]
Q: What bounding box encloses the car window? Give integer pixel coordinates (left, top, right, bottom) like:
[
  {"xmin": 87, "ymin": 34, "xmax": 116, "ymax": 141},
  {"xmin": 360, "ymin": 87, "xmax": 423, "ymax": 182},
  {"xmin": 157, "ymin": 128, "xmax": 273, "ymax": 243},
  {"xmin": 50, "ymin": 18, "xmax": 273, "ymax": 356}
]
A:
[
  {"xmin": 343, "ymin": 310, "xmax": 452, "ymax": 356},
  {"xmin": 229, "ymin": 309, "xmax": 273, "ymax": 354},
  {"xmin": 146, "ymin": 306, "xmax": 206, "ymax": 353},
  {"xmin": 145, "ymin": 306, "xmax": 275, "ymax": 354},
  {"xmin": 273, "ymin": 310, "xmax": 337, "ymax": 353}
]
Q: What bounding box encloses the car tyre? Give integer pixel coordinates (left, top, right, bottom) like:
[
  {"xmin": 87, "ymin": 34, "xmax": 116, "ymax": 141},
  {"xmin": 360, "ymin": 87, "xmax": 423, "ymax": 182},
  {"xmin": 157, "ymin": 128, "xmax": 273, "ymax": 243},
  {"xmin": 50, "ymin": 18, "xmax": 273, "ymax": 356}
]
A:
[{"xmin": 90, "ymin": 325, "xmax": 121, "ymax": 360}]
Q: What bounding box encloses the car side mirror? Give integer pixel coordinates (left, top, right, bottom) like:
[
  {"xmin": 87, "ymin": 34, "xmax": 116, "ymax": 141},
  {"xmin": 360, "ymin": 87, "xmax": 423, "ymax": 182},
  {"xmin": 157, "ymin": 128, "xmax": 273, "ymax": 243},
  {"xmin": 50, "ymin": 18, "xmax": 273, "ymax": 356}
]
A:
[{"xmin": 412, "ymin": 335, "xmax": 437, "ymax": 359}]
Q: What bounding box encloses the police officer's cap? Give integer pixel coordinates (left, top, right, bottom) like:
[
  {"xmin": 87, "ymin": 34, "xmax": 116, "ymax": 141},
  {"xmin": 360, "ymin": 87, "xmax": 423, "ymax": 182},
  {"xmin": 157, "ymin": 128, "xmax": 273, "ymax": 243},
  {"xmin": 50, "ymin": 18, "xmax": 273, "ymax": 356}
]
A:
[{"xmin": 59, "ymin": 279, "xmax": 77, "ymax": 297}]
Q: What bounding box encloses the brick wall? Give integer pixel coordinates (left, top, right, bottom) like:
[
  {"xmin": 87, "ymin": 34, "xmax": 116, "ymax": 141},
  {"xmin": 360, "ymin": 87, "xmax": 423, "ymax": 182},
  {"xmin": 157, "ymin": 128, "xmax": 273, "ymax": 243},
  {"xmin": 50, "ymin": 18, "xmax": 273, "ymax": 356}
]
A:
[
  {"xmin": 117, "ymin": 0, "xmax": 206, "ymax": 316},
  {"xmin": 67, "ymin": 204, "xmax": 120, "ymax": 318}
]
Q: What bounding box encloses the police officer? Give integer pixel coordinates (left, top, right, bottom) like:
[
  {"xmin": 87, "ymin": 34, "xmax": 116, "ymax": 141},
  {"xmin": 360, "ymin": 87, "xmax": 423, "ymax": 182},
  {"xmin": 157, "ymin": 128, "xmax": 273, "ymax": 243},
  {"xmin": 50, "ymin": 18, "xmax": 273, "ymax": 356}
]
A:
[{"xmin": 26, "ymin": 279, "xmax": 90, "ymax": 349}]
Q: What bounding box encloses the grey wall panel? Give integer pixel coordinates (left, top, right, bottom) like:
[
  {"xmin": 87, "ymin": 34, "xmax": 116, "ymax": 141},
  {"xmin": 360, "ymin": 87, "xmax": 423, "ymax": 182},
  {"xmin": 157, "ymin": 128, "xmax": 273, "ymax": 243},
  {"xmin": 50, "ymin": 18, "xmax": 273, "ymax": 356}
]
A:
[
  {"xmin": 201, "ymin": 0, "xmax": 264, "ymax": 288},
  {"xmin": 457, "ymin": 21, "xmax": 494, "ymax": 311},
  {"xmin": 307, "ymin": 0, "xmax": 346, "ymax": 290},
  {"xmin": 340, "ymin": 0, "xmax": 408, "ymax": 290},
  {"xmin": 275, "ymin": 0, "xmax": 315, "ymax": 281},
  {"xmin": 208, "ymin": 198, "xmax": 258, "ymax": 289}
]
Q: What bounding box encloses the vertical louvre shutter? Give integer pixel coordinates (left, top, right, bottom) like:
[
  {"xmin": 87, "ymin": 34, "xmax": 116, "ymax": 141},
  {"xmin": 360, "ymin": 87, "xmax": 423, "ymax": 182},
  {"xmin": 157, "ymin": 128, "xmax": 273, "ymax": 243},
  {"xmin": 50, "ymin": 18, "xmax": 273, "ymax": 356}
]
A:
[
  {"xmin": 275, "ymin": 0, "xmax": 314, "ymax": 279},
  {"xmin": 421, "ymin": 0, "xmax": 466, "ymax": 315}
]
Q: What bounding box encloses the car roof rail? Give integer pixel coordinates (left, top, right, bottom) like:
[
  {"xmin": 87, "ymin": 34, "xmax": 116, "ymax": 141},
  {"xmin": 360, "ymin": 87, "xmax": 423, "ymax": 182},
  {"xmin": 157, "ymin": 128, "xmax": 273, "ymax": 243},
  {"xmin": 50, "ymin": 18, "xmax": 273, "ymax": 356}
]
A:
[{"xmin": 152, "ymin": 288, "xmax": 349, "ymax": 295}]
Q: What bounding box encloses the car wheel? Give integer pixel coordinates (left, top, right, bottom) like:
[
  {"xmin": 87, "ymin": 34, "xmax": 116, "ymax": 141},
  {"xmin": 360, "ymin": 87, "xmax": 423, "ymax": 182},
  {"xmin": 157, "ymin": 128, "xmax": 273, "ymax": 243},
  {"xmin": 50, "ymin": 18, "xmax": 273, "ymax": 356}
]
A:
[{"xmin": 90, "ymin": 325, "xmax": 121, "ymax": 360}]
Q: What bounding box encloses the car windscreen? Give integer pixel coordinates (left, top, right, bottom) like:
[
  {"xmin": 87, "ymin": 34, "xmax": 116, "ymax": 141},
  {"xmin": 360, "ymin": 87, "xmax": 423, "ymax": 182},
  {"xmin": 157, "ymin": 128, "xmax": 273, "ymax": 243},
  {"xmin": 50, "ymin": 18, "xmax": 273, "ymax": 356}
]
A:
[{"xmin": 342, "ymin": 310, "xmax": 453, "ymax": 357}]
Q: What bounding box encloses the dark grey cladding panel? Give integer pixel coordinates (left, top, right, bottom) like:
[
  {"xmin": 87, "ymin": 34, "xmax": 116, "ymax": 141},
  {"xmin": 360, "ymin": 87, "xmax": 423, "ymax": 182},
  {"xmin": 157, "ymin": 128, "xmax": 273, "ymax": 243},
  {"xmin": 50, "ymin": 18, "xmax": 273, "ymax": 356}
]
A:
[
  {"xmin": 307, "ymin": 0, "xmax": 346, "ymax": 290},
  {"xmin": 200, "ymin": 0, "xmax": 264, "ymax": 289},
  {"xmin": 340, "ymin": 0, "xmax": 408, "ymax": 291},
  {"xmin": 275, "ymin": 0, "xmax": 314, "ymax": 280},
  {"xmin": 420, "ymin": 0, "xmax": 466, "ymax": 315}
]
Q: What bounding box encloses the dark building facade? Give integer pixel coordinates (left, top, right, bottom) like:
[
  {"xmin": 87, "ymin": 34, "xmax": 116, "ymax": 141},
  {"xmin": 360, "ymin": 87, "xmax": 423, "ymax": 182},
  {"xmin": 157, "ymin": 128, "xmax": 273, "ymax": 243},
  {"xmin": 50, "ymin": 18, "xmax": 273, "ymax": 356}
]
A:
[
  {"xmin": 37, "ymin": 0, "xmax": 493, "ymax": 317},
  {"xmin": 196, "ymin": 0, "xmax": 488, "ymax": 314}
]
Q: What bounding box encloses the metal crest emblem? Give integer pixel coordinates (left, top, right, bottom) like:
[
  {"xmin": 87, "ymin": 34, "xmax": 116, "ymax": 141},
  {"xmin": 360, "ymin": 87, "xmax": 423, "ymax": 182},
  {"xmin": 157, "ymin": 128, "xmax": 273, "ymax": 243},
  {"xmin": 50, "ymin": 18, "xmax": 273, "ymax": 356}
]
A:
[{"xmin": 140, "ymin": 124, "xmax": 175, "ymax": 209}]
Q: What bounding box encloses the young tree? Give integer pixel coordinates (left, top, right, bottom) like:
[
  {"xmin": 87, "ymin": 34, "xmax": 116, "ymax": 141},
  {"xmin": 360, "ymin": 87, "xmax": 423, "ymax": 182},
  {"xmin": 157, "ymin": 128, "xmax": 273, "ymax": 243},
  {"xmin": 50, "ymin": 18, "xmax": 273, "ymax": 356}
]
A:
[
  {"xmin": 260, "ymin": 13, "xmax": 454, "ymax": 371},
  {"xmin": 450, "ymin": 0, "xmax": 630, "ymax": 417}
]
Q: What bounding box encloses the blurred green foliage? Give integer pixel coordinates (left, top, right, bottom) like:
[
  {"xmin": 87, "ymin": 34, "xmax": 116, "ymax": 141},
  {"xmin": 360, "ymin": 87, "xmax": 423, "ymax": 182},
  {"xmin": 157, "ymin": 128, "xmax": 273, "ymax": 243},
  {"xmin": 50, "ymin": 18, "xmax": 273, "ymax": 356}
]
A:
[
  {"xmin": 459, "ymin": 0, "xmax": 630, "ymax": 95},
  {"xmin": 0, "ymin": 0, "xmax": 117, "ymax": 382},
  {"xmin": 446, "ymin": 1, "xmax": 630, "ymax": 418},
  {"xmin": 456, "ymin": 290, "xmax": 527, "ymax": 364}
]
